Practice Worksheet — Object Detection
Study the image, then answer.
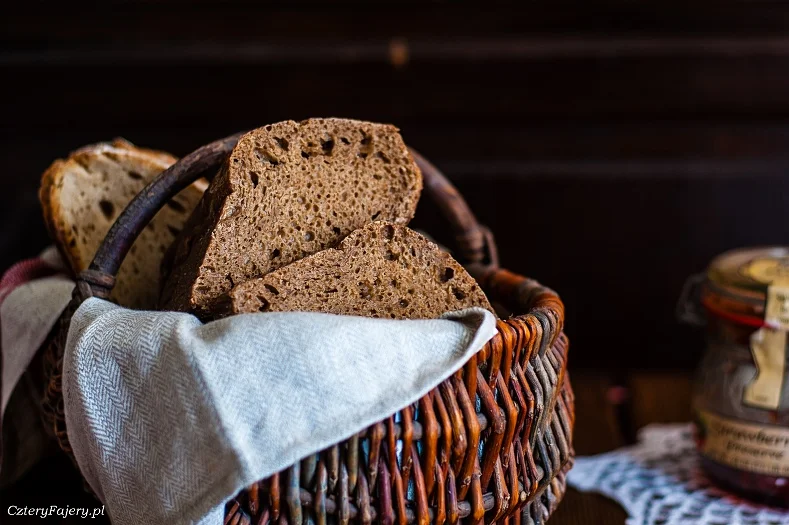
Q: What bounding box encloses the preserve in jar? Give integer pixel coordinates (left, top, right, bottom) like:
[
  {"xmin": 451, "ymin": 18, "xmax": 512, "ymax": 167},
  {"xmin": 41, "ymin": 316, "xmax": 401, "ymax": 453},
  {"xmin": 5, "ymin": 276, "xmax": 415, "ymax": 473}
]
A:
[{"xmin": 685, "ymin": 247, "xmax": 789, "ymax": 506}]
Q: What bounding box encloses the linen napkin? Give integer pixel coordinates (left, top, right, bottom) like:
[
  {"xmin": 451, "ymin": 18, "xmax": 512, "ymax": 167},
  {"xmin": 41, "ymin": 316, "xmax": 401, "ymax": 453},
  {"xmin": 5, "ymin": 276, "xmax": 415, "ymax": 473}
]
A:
[
  {"xmin": 0, "ymin": 248, "xmax": 71, "ymax": 486},
  {"xmin": 63, "ymin": 298, "xmax": 497, "ymax": 525},
  {"xmin": 1, "ymin": 247, "xmax": 71, "ymax": 415}
]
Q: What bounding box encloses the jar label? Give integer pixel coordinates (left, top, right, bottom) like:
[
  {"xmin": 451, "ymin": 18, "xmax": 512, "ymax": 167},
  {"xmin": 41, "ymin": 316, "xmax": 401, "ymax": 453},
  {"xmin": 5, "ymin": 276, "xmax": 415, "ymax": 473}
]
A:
[
  {"xmin": 745, "ymin": 328, "xmax": 787, "ymax": 409},
  {"xmin": 765, "ymin": 284, "xmax": 789, "ymax": 331},
  {"xmin": 697, "ymin": 410, "xmax": 789, "ymax": 476},
  {"xmin": 743, "ymin": 275, "xmax": 789, "ymax": 410}
]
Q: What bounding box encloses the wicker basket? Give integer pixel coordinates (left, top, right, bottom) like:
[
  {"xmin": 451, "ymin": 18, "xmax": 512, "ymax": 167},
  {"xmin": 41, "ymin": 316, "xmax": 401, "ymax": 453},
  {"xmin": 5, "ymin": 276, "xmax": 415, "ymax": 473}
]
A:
[{"xmin": 40, "ymin": 134, "xmax": 575, "ymax": 525}]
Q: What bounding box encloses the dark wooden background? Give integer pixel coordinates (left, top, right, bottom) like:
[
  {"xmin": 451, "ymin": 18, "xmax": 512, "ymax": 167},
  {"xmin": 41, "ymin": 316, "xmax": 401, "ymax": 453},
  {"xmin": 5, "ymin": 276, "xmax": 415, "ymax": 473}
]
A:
[{"xmin": 5, "ymin": 1, "xmax": 789, "ymax": 369}]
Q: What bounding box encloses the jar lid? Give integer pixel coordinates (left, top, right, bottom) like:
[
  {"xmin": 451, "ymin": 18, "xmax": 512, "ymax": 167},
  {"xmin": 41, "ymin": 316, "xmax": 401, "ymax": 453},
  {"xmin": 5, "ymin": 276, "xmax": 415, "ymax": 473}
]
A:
[
  {"xmin": 708, "ymin": 247, "xmax": 789, "ymax": 296},
  {"xmin": 704, "ymin": 247, "xmax": 789, "ymax": 321}
]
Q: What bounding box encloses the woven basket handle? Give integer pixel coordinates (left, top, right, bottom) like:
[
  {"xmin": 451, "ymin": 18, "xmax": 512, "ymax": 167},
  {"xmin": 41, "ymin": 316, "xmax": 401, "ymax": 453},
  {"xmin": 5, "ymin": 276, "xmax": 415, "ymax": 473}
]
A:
[
  {"xmin": 75, "ymin": 133, "xmax": 243, "ymax": 300},
  {"xmin": 409, "ymin": 150, "xmax": 499, "ymax": 267},
  {"xmin": 75, "ymin": 134, "xmax": 499, "ymax": 301}
]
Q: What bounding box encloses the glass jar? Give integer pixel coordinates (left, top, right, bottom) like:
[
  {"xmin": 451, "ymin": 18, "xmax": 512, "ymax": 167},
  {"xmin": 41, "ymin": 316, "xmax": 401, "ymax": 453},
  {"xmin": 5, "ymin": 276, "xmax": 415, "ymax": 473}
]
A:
[{"xmin": 686, "ymin": 247, "xmax": 789, "ymax": 506}]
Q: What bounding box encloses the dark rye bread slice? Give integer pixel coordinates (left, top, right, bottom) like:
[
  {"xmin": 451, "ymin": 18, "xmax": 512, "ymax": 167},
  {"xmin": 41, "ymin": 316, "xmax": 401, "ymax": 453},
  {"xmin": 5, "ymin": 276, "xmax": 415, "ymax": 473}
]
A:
[
  {"xmin": 160, "ymin": 118, "xmax": 423, "ymax": 317},
  {"xmin": 39, "ymin": 139, "xmax": 206, "ymax": 309},
  {"xmin": 215, "ymin": 222, "xmax": 493, "ymax": 319}
]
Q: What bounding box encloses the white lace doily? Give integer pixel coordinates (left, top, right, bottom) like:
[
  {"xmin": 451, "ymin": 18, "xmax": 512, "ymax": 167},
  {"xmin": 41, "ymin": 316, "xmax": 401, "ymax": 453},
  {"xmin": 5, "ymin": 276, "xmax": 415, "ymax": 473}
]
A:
[{"xmin": 567, "ymin": 423, "xmax": 789, "ymax": 525}]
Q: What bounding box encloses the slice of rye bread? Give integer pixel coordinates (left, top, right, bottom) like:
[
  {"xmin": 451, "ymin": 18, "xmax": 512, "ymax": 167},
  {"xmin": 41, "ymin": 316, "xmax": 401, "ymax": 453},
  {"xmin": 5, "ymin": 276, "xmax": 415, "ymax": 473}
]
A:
[
  {"xmin": 159, "ymin": 118, "xmax": 423, "ymax": 317},
  {"xmin": 39, "ymin": 139, "xmax": 207, "ymax": 309},
  {"xmin": 214, "ymin": 222, "xmax": 493, "ymax": 319}
]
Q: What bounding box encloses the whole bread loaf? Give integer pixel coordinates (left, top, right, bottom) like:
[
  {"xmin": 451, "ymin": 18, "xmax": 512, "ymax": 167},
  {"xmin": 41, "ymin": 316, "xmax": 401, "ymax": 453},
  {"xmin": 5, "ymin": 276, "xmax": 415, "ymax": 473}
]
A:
[
  {"xmin": 39, "ymin": 139, "xmax": 206, "ymax": 309},
  {"xmin": 215, "ymin": 222, "xmax": 493, "ymax": 319},
  {"xmin": 160, "ymin": 118, "xmax": 423, "ymax": 317}
]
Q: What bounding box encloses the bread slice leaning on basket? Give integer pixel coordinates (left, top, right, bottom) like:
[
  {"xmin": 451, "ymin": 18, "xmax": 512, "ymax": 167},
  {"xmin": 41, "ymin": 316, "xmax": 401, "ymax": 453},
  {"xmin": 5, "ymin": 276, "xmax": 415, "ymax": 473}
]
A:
[
  {"xmin": 159, "ymin": 118, "xmax": 423, "ymax": 318},
  {"xmin": 39, "ymin": 139, "xmax": 206, "ymax": 309},
  {"xmin": 214, "ymin": 221, "xmax": 493, "ymax": 318}
]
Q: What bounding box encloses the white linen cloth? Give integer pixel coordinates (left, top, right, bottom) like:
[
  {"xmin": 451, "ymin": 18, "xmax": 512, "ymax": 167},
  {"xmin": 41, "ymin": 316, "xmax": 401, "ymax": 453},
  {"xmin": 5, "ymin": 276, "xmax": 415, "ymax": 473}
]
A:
[
  {"xmin": 62, "ymin": 298, "xmax": 497, "ymax": 525},
  {"xmin": 567, "ymin": 424, "xmax": 789, "ymax": 525}
]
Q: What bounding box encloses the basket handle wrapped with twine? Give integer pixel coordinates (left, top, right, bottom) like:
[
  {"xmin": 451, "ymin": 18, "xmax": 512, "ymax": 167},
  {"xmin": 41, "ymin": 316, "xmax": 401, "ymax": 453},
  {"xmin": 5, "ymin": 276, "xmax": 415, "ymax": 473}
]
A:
[{"xmin": 41, "ymin": 134, "xmax": 574, "ymax": 524}]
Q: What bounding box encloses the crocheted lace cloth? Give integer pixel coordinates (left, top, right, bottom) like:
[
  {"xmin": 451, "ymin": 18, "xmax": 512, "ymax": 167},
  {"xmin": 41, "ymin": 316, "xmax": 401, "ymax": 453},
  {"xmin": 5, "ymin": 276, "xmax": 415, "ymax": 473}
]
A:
[{"xmin": 567, "ymin": 424, "xmax": 789, "ymax": 525}]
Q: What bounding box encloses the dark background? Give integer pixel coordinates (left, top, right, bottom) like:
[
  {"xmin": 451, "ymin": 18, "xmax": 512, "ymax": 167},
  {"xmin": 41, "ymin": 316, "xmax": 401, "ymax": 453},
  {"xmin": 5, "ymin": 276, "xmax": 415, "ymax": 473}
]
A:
[{"xmin": 5, "ymin": 1, "xmax": 789, "ymax": 370}]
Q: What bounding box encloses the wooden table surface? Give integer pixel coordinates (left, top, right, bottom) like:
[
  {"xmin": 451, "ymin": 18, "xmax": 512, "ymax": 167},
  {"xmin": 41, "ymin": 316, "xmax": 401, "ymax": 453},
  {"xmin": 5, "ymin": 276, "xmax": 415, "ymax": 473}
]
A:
[{"xmin": 0, "ymin": 370, "xmax": 694, "ymax": 524}]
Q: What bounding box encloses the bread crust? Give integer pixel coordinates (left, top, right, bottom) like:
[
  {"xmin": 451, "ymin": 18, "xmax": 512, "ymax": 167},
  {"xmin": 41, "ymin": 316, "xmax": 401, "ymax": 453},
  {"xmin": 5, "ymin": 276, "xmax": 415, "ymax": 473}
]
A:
[
  {"xmin": 39, "ymin": 140, "xmax": 177, "ymax": 274},
  {"xmin": 38, "ymin": 139, "xmax": 204, "ymax": 309}
]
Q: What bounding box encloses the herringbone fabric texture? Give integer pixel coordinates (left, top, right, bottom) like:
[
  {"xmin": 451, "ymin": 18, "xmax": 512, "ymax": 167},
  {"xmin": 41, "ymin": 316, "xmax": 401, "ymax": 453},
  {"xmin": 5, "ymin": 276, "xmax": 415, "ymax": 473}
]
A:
[{"xmin": 63, "ymin": 298, "xmax": 497, "ymax": 525}]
